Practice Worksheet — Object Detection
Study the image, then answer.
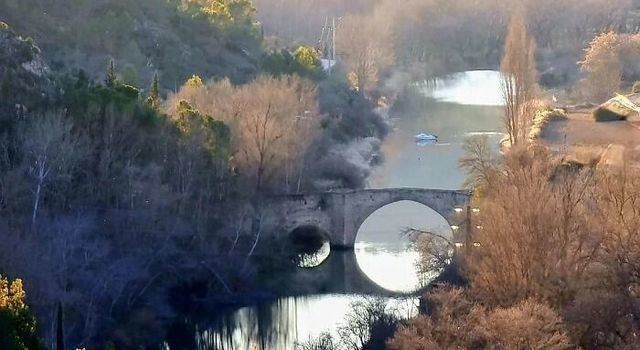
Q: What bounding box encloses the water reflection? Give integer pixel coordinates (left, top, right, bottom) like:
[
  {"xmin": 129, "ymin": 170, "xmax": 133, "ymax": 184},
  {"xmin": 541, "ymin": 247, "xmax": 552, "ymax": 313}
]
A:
[
  {"xmin": 187, "ymin": 295, "xmax": 419, "ymax": 350},
  {"xmin": 296, "ymin": 241, "xmax": 331, "ymax": 268},
  {"xmin": 355, "ymin": 201, "xmax": 452, "ymax": 293},
  {"xmin": 421, "ymin": 70, "xmax": 505, "ymax": 106},
  {"xmin": 416, "ymin": 139, "xmax": 438, "ymax": 147},
  {"xmin": 368, "ymin": 75, "xmax": 504, "ymax": 189},
  {"xmin": 289, "ymin": 226, "xmax": 331, "ymax": 268}
]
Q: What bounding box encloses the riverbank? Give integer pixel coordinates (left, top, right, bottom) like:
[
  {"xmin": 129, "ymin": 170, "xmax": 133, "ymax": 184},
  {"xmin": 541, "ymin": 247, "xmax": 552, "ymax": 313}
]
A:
[{"xmin": 539, "ymin": 105, "xmax": 640, "ymax": 168}]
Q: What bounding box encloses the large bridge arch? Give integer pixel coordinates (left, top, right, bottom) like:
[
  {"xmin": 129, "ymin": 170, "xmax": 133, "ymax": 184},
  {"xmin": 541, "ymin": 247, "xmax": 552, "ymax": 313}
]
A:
[{"xmin": 337, "ymin": 189, "xmax": 472, "ymax": 248}]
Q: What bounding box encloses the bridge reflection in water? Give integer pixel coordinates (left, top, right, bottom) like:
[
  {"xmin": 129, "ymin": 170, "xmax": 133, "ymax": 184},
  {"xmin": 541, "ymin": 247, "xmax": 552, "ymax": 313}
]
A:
[
  {"xmin": 303, "ymin": 249, "xmax": 425, "ymax": 296},
  {"xmin": 193, "ymin": 287, "xmax": 419, "ymax": 350},
  {"xmin": 190, "ymin": 249, "xmax": 432, "ymax": 350}
]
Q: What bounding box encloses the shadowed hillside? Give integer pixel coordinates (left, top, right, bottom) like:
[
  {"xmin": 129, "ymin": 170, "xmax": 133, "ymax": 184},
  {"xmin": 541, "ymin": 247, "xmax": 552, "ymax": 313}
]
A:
[{"xmin": 0, "ymin": 0, "xmax": 262, "ymax": 90}]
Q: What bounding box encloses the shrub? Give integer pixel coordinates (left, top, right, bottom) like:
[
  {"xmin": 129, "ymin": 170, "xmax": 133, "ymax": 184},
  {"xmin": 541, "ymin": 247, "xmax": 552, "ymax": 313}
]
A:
[
  {"xmin": 185, "ymin": 75, "xmax": 204, "ymax": 88},
  {"xmin": 529, "ymin": 108, "xmax": 567, "ymax": 142},
  {"xmin": 262, "ymin": 48, "xmax": 322, "ymax": 79},
  {"xmin": 547, "ymin": 108, "xmax": 568, "ymax": 121},
  {"xmin": 388, "ymin": 287, "xmax": 574, "ymax": 350},
  {"xmin": 293, "ymin": 46, "xmax": 320, "ymax": 70}
]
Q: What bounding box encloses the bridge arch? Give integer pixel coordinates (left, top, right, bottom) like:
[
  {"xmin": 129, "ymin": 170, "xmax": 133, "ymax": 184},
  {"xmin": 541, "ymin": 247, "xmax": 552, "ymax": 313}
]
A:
[
  {"xmin": 353, "ymin": 200, "xmax": 452, "ymax": 293},
  {"xmin": 288, "ymin": 225, "xmax": 330, "ymax": 252},
  {"xmin": 354, "ymin": 200, "xmax": 454, "ymax": 242},
  {"xmin": 338, "ymin": 188, "xmax": 472, "ymax": 248}
]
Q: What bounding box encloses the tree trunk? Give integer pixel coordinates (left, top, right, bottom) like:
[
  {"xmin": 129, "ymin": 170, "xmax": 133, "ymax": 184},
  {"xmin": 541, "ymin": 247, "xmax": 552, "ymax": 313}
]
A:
[
  {"xmin": 31, "ymin": 164, "xmax": 45, "ymax": 227},
  {"xmin": 56, "ymin": 302, "xmax": 64, "ymax": 350}
]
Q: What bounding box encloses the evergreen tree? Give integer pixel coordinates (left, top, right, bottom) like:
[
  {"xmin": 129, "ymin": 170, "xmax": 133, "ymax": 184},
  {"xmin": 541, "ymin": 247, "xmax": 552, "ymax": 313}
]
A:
[
  {"xmin": 185, "ymin": 74, "xmax": 204, "ymax": 88},
  {"xmin": 105, "ymin": 59, "xmax": 117, "ymax": 87},
  {"xmin": 56, "ymin": 303, "xmax": 64, "ymax": 350},
  {"xmin": 146, "ymin": 72, "xmax": 161, "ymax": 110}
]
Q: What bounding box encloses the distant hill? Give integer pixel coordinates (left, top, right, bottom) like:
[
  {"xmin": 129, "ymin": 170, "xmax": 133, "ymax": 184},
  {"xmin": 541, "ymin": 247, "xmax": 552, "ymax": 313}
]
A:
[{"xmin": 0, "ymin": 0, "xmax": 262, "ymax": 91}]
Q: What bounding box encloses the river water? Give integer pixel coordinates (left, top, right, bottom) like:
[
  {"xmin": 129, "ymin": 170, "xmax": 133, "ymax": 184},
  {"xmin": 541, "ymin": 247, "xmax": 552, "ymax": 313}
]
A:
[{"xmin": 171, "ymin": 70, "xmax": 504, "ymax": 350}]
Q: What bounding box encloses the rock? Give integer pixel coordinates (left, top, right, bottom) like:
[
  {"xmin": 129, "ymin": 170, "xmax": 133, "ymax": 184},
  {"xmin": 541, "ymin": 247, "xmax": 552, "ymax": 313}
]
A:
[{"xmin": 0, "ymin": 24, "xmax": 53, "ymax": 119}]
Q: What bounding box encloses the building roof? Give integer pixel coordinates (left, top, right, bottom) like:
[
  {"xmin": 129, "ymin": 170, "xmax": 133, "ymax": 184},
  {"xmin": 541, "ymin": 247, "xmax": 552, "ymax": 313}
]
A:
[{"xmin": 599, "ymin": 94, "xmax": 640, "ymax": 118}]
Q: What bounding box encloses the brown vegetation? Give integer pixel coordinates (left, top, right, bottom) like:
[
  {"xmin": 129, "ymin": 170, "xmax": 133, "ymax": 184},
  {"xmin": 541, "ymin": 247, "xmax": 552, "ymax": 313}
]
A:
[
  {"xmin": 464, "ymin": 146, "xmax": 597, "ymax": 307},
  {"xmin": 168, "ymin": 75, "xmax": 320, "ymax": 193},
  {"xmin": 398, "ymin": 140, "xmax": 640, "ymax": 348},
  {"xmin": 500, "ymin": 14, "xmax": 538, "ymax": 146},
  {"xmin": 388, "ymin": 287, "xmax": 573, "ymax": 350},
  {"xmin": 256, "ymin": 0, "xmax": 637, "ymax": 84},
  {"xmin": 579, "ymin": 32, "xmax": 623, "ymax": 103},
  {"xmin": 579, "ymin": 31, "xmax": 640, "ymax": 103},
  {"xmin": 337, "ymin": 13, "xmax": 395, "ymax": 95}
]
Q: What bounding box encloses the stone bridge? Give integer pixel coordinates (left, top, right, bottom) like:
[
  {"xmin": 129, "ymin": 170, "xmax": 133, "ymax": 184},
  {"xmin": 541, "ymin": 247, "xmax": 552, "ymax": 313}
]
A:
[{"xmin": 262, "ymin": 188, "xmax": 473, "ymax": 248}]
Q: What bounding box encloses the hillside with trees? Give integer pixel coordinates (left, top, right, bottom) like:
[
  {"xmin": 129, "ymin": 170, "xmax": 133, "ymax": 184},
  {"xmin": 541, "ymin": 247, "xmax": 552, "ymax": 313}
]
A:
[
  {"xmin": 0, "ymin": 1, "xmax": 389, "ymax": 346},
  {"xmin": 0, "ymin": 0, "xmax": 262, "ymax": 90},
  {"xmin": 6, "ymin": 0, "xmax": 640, "ymax": 349}
]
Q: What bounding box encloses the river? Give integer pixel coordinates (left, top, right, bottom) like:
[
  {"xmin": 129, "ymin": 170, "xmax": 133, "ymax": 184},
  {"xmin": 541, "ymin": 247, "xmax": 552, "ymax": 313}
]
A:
[{"xmin": 166, "ymin": 70, "xmax": 504, "ymax": 350}]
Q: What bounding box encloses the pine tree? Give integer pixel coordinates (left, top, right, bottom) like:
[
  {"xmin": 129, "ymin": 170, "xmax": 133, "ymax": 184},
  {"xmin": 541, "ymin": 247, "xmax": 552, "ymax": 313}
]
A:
[
  {"xmin": 56, "ymin": 303, "xmax": 64, "ymax": 350},
  {"xmin": 106, "ymin": 59, "xmax": 117, "ymax": 87},
  {"xmin": 146, "ymin": 72, "xmax": 161, "ymax": 110}
]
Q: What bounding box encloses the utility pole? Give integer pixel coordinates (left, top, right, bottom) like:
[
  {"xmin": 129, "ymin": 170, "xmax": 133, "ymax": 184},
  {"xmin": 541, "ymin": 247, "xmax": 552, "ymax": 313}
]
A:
[
  {"xmin": 332, "ymin": 16, "xmax": 336, "ymax": 63},
  {"xmin": 319, "ymin": 16, "xmax": 328, "ymax": 54},
  {"xmin": 465, "ymin": 204, "xmax": 472, "ymax": 255},
  {"xmin": 319, "ymin": 16, "xmax": 338, "ymax": 75}
]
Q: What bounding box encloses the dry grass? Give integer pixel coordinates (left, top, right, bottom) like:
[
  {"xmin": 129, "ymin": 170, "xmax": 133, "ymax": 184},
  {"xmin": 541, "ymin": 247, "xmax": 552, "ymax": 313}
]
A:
[{"xmin": 541, "ymin": 107, "xmax": 640, "ymax": 168}]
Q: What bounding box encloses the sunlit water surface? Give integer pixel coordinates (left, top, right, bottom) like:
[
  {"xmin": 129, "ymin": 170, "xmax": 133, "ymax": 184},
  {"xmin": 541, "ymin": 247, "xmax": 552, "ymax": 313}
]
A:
[{"xmin": 168, "ymin": 70, "xmax": 504, "ymax": 349}]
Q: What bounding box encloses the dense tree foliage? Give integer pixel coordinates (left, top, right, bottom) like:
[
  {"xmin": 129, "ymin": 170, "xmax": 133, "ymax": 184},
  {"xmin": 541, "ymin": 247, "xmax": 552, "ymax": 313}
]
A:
[
  {"xmin": 0, "ymin": 7, "xmax": 390, "ymax": 345},
  {"xmin": 0, "ymin": 276, "xmax": 43, "ymax": 350},
  {"xmin": 0, "ymin": 0, "xmax": 261, "ymax": 91},
  {"xmin": 262, "ymin": 47, "xmax": 323, "ymax": 79}
]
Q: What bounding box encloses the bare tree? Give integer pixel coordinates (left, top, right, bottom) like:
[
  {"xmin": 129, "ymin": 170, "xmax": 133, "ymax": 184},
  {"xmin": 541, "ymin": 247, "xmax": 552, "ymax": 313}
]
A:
[
  {"xmin": 579, "ymin": 32, "xmax": 623, "ymax": 102},
  {"xmin": 337, "ymin": 14, "xmax": 395, "ymax": 95},
  {"xmin": 337, "ymin": 298, "xmax": 400, "ymax": 350},
  {"xmin": 500, "ymin": 14, "xmax": 538, "ymax": 146},
  {"xmin": 461, "ymin": 147, "xmax": 598, "ymax": 307},
  {"xmin": 234, "ymin": 75, "xmax": 319, "ymax": 192},
  {"xmin": 573, "ymin": 164, "xmax": 640, "ymax": 347},
  {"xmin": 458, "ymin": 136, "xmax": 498, "ymax": 191},
  {"xmin": 168, "ymin": 75, "xmax": 319, "ymax": 193},
  {"xmin": 22, "ymin": 113, "xmax": 84, "ymax": 226}
]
